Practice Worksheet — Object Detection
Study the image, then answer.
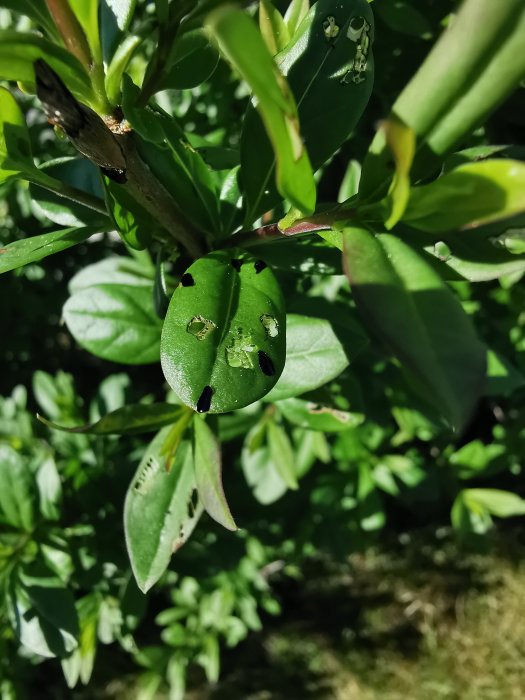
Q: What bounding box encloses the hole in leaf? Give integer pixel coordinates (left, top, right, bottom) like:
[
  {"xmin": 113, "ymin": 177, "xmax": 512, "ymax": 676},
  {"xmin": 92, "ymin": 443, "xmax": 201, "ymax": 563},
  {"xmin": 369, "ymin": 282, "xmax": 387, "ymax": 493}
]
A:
[
  {"xmin": 181, "ymin": 273, "xmax": 195, "ymax": 287},
  {"xmin": 258, "ymin": 351, "xmax": 275, "ymax": 377},
  {"xmin": 260, "ymin": 314, "xmax": 279, "ymax": 338},
  {"xmin": 197, "ymin": 386, "xmax": 213, "ymax": 413},
  {"xmin": 231, "ymin": 258, "xmax": 243, "ymax": 271},
  {"xmin": 226, "ymin": 329, "xmax": 257, "ymax": 368},
  {"xmin": 254, "ymin": 260, "xmax": 267, "ymax": 274},
  {"xmin": 187, "ymin": 315, "xmax": 217, "ymax": 340}
]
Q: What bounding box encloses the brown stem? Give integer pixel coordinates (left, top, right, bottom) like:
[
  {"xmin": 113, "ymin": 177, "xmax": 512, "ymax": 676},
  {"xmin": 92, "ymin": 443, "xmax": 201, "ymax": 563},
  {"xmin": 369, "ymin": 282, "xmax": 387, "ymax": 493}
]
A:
[{"xmin": 45, "ymin": 0, "xmax": 92, "ymax": 69}]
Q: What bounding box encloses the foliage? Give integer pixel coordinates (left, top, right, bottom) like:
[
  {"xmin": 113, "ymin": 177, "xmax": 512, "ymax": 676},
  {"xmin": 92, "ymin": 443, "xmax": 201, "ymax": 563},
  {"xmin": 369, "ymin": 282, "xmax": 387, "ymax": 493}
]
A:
[{"xmin": 1, "ymin": 0, "xmax": 525, "ymax": 696}]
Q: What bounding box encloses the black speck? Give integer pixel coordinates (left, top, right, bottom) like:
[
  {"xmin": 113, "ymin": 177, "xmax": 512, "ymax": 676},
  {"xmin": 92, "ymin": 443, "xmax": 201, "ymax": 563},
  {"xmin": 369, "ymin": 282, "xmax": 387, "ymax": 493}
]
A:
[
  {"xmin": 258, "ymin": 351, "xmax": 275, "ymax": 376},
  {"xmin": 231, "ymin": 258, "xmax": 243, "ymax": 271},
  {"xmin": 254, "ymin": 259, "xmax": 267, "ymax": 274},
  {"xmin": 196, "ymin": 385, "xmax": 213, "ymax": 413},
  {"xmin": 181, "ymin": 273, "xmax": 195, "ymax": 287}
]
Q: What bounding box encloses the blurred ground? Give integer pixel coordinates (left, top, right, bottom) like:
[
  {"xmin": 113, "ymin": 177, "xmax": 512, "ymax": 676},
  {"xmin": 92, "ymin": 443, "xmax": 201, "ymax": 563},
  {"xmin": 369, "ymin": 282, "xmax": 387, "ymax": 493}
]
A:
[{"xmin": 69, "ymin": 526, "xmax": 525, "ymax": 700}]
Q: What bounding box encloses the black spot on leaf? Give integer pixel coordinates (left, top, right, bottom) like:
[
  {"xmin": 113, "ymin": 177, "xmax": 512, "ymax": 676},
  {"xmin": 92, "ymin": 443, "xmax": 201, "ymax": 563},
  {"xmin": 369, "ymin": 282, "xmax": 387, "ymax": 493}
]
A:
[
  {"xmin": 181, "ymin": 273, "xmax": 195, "ymax": 287},
  {"xmin": 196, "ymin": 385, "xmax": 213, "ymax": 413},
  {"xmin": 258, "ymin": 351, "xmax": 275, "ymax": 376},
  {"xmin": 254, "ymin": 259, "xmax": 267, "ymax": 273},
  {"xmin": 231, "ymin": 258, "xmax": 243, "ymax": 271}
]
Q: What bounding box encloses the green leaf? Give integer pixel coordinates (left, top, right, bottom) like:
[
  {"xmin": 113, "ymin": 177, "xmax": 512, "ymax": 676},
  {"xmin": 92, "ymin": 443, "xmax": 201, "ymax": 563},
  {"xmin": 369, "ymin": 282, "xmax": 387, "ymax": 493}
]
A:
[
  {"xmin": 259, "ymin": 0, "xmax": 290, "ymax": 56},
  {"xmin": 284, "ymin": 0, "xmax": 310, "ymax": 35},
  {"xmin": 9, "ymin": 574, "xmax": 79, "ymax": 658},
  {"xmin": 63, "ymin": 283, "xmax": 163, "ymax": 365},
  {"xmin": 265, "ymin": 314, "xmax": 349, "ymax": 402},
  {"xmin": 0, "ymin": 0, "xmax": 60, "ymax": 39},
  {"xmin": 0, "ymin": 87, "xmax": 35, "ymax": 183},
  {"xmin": 29, "ymin": 158, "xmax": 108, "ymax": 228},
  {"xmin": 161, "ymin": 251, "xmax": 286, "ymax": 414},
  {"xmin": 463, "ymin": 489, "xmax": 525, "ymax": 518},
  {"xmin": 36, "ymin": 455, "xmax": 62, "ymax": 521},
  {"xmin": 381, "ymin": 117, "xmax": 416, "ymax": 229},
  {"xmin": 0, "ymin": 227, "xmax": 97, "ymax": 275},
  {"xmin": 103, "ymin": 176, "xmax": 154, "ymax": 250},
  {"xmin": 267, "ymin": 420, "xmax": 298, "ymax": 489},
  {"xmin": 160, "ymin": 30, "xmax": 219, "ymax": 90},
  {"xmin": 360, "ymin": 0, "xmax": 525, "ymax": 197},
  {"xmin": 193, "ymin": 416, "xmax": 237, "ymax": 531},
  {"xmin": 278, "ymin": 397, "xmax": 364, "ymax": 432},
  {"xmin": 70, "ymin": 0, "xmax": 102, "ymax": 66},
  {"xmin": 68, "ymin": 256, "xmax": 154, "ymax": 293},
  {"xmin": 0, "ymin": 31, "xmax": 93, "ymax": 103},
  {"xmin": 241, "ymin": 422, "xmax": 288, "ymax": 504},
  {"xmin": 124, "ymin": 431, "xmax": 202, "ymax": 593},
  {"xmin": 240, "ymin": 0, "xmax": 373, "ymax": 222},
  {"xmin": 343, "ymin": 227, "xmax": 486, "ymax": 431},
  {"xmin": 105, "ymin": 0, "xmax": 137, "ymax": 30},
  {"xmin": 105, "ymin": 33, "xmax": 142, "ymax": 104},
  {"xmin": 403, "ymin": 160, "xmax": 525, "ymax": 232},
  {"xmin": 207, "ymin": 6, "xmax": 316, "ymax": 218},
  {"xmin": 375, "ymin": 0, "xmax": 432, "ymax": 39},
  {"xmin": 38, "ymin": 403, "xmax": 188, "ymax": 436},
  {"xmin": 0, "ymin": 446, "xmax": 35, "ymax": 531},
  {"xmin": 61, "ymin": 594, "xmax": 99, "ymax": 688},
  {"xmin": 485, "ymin": 349, "xmax": 525, "ymax": 397}
]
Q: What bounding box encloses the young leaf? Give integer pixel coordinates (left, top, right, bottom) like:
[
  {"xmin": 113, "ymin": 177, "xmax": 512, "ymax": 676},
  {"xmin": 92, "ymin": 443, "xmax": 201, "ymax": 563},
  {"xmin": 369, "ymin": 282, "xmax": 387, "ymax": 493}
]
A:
[
  {"xmin": 259, "ymin": 0, "xmax": 290, "ymax": 56},
  {"xmin": 463, "ymin": 489, "xmax": 525, "ymax": 518},
  {"xmin": 63, "ymin": 284, "xmax": 163, "ymax": 364},
  {"xmin": 161, "ymin": 251, "xmax": 286, "ymax": 414},
  {"xmin": 381, "ymin": 117, "xmax": 416, "ymax": 229},
  {"xmin": 38, "ymin": 403, "xmax": 188, "ymax": 436},
  {"xmin": 267, "ymin": 420, "xmax": 298, "ymax": 489},
  {"xmin": 124, "ymin": 432, "xmax": 202, "ymax": 593},
  {"xmin": 402, "ymin": 160, "xmax": 525, "ymax": 232},
  {"xmin": 193, "ymin": 416, "xmax": 237, "ymax": 531},
  {"xmin": 284, "ymin": 0, "xmax": 310, "ymax": 36},
  {"xmin": 241, "ymin": 0, "xmax": 374, "ymax": 221},
  {"xmin": 206, "ymin": 6, "xmax": 316, "ymax": 217},
  {"xmin": 0, "ymin": 227, "xmax": 97, "ymax": 275},
  {"xmin": 343, "ymin": 226, "xmax": 486, "ymax": 431},
  {"xmin": 265, "ymin": 314, "xmax": 349, "ymax": 402}
]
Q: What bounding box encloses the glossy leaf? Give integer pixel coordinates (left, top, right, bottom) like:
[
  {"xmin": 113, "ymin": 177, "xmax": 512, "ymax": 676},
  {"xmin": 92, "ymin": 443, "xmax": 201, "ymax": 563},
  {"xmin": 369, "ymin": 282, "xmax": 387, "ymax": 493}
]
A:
[
  {"xmin": 103, "ymin": 176, "xmax": 154, "ymax": 250},
  {"xmin": 0, "ymin": 227, "xmax": 96, "ymax": 275},
  {"xmin": 265, "ymin": 314, "xmax": 349, "ymax": 402},
  {"xmin": 343, "ymin": 226, "xmax": 486, "ymax": 431},
  {"xmin": 68, "ymin": 256, "xmax": 154, "ymax": 293},
  {"xmin": 0, "ymin": 31, "xmax": 93, "ymax": 103},
  {"xmin": 403, "ymin": 160, "xmax": 525, "ymax": 232},
  {"xmin": 207, "ymin": 6, "xmax": 316, "ymax": 218},
  {"xmin": 124, "ymin": 431, "xmax": 202, "ymax": 592},
  {"xmin": 0, "ymin": 446, "xmax": 35, "ymax": 531},
  {"xmin": 38, "ymin": 403, "xmax": 187, "ymax": 436},
  {"xmin": 241, "ymin": 0, "xmax": 373, "ymax": 221},
  {"xmin": 105, "ymin": 33, "xmax": 142, "ymax": 104},
  {"xmin": 105, "ymin": 0, "xmax": 137, "ymax": 30},
  {"xmin": 278, "ymin": 397, "xmax": 364, "ymax": 432},
  {"xmin": 0, "ymin": 87, "xmax": 35, "ymax": 183},
  {"xmin": 161, "ymin": 251, "xmax": 286, "ymax": 414},
  {"xmin": 193, "ymin": 416, "xmax": 237, "ymax": 530},
  {"xmin": 63, "ymin": 283, "xmax": 162, "ymax": 364}
]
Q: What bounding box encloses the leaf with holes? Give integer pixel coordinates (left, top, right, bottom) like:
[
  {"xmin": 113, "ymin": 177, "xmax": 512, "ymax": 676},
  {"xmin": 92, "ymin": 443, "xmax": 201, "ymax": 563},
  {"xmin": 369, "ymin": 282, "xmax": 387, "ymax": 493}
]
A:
[
  {"xmin": 63, "ymin": 283, "xmax": 162, "ymax": 364},
  {"xmin": 240, "ymin": 0, "xmax": 374, "ymax": 222},
  {"xmin": 161, "ymin": 251, "xmax": 286, "ymax": 414},
  {"xmin": 124, "ymin": 430, "xmax": 202, "ymax": 593}
]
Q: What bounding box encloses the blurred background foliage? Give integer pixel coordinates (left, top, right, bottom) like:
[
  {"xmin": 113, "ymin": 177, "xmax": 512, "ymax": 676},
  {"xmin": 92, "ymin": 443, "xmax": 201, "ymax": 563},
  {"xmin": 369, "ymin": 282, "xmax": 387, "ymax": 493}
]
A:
[{"xmin": 1, "ymin": 0, "xmax": 525, "ymax": 698}]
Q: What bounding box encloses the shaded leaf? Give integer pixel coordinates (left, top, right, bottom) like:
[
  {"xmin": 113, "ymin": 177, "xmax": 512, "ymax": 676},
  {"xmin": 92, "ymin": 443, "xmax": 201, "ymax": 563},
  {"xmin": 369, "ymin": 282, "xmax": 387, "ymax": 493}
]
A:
[{"xmin": 343, "ymin": 226, "xmax": 486, "ymax": 431}]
